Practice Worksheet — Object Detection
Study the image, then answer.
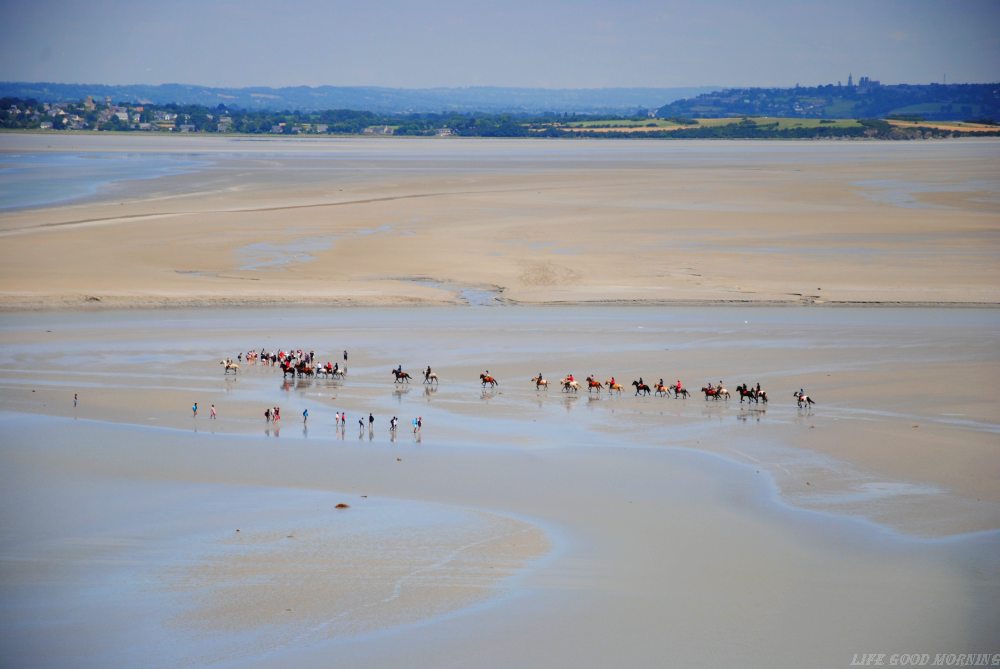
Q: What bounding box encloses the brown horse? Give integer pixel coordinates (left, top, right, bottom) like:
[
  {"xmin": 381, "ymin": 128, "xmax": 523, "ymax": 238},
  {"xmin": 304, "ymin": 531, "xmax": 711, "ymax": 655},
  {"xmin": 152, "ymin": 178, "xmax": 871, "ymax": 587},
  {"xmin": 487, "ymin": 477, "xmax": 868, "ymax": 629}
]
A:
[
  {"xmin": 654, "ymin": 383, "xmax": 668, "ymax": 397},
  {"xmin": 480, "ymin": 373, "xmax": 498, "ymax": 388},
  {"xmin": 392, "ymin": 369, "xmax": 411, "ymax": 384},
  {"xmin": 701, "ymin": 386, "xmax": 729, "ymax": 400},
  {"xmin": 531, "ymin": 375, "xmax": 548, "ymax": 390},
  {"xmin": 586, "ymin": 376, "xmax": 603, "ymax": 393},
  {"xmin": 605, "ymin": 379, "xmax": 623, "ymax": 396}
]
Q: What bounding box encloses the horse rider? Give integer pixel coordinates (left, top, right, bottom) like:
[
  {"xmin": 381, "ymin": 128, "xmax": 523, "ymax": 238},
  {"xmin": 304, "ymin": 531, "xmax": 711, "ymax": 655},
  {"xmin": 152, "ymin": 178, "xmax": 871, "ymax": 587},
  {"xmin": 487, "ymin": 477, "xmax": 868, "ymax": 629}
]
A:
[
  {"xmin": 610, "ymin": 376, "xmax": 616, "ymax": 386},
  {"xmin": 676, "ymin": 379, "xmax": 683, "ymax": 391},
  {"xmin": 426, "ymin": 365, "xmax": 432, "ymax": 378}
]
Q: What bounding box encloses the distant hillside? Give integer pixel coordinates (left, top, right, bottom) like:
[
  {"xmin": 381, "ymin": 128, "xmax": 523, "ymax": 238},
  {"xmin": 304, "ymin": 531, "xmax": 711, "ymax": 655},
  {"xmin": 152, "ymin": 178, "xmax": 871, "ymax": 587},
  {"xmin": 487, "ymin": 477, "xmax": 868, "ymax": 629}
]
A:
[
  {"xmin": 0, "ymin": 82, "xmax": 717, "ymax": 114},
  {"xmin": 656, "ymin": 82, "xmax": 1000, "ymax": 121}
]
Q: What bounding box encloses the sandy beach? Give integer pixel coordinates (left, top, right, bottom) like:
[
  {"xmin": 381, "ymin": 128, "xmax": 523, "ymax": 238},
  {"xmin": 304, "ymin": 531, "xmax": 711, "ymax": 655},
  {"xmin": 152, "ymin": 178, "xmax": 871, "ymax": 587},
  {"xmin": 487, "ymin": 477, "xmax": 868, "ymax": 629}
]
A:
[
  {"xmin": 1, "ymin": 134, "xmax": 998, "ymax": 308},
  {"xmin": 1, "ymin": 134, "xmax": 999, "ymax": 667}
]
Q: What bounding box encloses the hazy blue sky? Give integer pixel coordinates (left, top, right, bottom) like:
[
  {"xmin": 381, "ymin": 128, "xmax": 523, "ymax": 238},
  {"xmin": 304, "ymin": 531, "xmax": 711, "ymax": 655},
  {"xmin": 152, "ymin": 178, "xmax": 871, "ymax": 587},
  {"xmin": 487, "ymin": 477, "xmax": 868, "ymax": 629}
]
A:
[{"xmin": 1, "ymin": 0, "xmax": 997, "ymax": 88}]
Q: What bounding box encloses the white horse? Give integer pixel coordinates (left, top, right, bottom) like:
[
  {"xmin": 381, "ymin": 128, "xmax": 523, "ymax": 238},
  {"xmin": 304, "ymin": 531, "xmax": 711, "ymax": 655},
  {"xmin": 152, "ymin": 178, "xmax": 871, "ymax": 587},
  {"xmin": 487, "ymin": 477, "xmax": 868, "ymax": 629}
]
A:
[
  {"xmin": 794, "ymin": 391, "xmax": 815, "ymax": 407},
  {"xmin": 560, "ymin": 377, "xmax": 580, "ymax": 393},
  {"xmin": 220, "ymin": 360, "xmax": 240, "ymax": 374}
]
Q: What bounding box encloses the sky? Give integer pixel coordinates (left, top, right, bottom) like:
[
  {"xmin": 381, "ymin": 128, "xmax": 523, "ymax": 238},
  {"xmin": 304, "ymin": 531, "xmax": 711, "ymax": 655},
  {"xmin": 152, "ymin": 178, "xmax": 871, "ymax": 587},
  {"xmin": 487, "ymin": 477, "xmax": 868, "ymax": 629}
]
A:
[{"xmin": 1, "ymin": 0, "xmax": 998, "ymax": 89}]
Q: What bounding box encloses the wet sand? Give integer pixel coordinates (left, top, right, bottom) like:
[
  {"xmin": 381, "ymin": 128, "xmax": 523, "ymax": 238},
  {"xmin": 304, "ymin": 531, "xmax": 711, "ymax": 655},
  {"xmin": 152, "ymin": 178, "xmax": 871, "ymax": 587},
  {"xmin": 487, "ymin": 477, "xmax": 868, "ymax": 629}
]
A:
[{"xmin": 1, "ymin": 307, "xmax": 998, "ymax": 668}]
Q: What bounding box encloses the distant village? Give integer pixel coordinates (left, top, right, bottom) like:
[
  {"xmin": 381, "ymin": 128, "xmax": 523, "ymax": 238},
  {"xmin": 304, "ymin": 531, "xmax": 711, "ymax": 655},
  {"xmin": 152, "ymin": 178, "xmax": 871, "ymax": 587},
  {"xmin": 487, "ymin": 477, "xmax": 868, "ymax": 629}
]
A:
[
  {"xmin": 1, "ymin": 95, "xmax": 458, "ymax": 135},
  {"xmin": 2, "ymin": 78, "xmax": 997, "ymax": 139}
]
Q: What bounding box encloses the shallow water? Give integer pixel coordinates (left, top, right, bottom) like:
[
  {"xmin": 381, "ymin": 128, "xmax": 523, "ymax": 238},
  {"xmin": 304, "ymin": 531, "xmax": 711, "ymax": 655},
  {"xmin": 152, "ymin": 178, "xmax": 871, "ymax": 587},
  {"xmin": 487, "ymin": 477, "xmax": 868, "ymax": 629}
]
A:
[
  {"xmin": 1, "ymin": 305, "xmax": 997, "ymax": 524},
  {"xmin": 0, "ymin": 151, "xmax": 205, "ymax": 210}
]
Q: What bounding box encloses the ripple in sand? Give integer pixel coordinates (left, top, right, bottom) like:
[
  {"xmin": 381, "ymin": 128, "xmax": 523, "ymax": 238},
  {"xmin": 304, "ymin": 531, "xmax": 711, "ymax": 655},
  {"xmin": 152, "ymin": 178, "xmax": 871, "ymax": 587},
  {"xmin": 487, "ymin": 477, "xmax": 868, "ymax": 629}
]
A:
[{"xmin": 159, "ymin": 491, "xmax": 548, "ymax": 664}]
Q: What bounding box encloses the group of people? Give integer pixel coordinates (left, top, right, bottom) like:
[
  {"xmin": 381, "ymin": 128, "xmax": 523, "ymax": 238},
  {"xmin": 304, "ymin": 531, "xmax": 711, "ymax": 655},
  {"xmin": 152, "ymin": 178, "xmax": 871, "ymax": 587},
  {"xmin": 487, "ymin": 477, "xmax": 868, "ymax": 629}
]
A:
[
  {"xmin": 264, "ymin": 406, "xmax": 281, "ymax": 422},
  {"xmin": 236, "ymin": 348, "xmax": 349, "ymax": 369},
  {"xmin": 325, "ymin": 410, "xmax": 424, "ymax": 434}
]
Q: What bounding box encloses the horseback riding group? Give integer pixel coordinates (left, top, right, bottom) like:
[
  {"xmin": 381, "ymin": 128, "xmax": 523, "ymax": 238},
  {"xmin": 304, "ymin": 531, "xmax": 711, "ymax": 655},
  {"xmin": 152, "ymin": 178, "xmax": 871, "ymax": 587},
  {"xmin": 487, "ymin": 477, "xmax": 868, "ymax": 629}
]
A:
[{"xmin": 221, "ymin": 353, "xmax": 813, "ymax": 407}]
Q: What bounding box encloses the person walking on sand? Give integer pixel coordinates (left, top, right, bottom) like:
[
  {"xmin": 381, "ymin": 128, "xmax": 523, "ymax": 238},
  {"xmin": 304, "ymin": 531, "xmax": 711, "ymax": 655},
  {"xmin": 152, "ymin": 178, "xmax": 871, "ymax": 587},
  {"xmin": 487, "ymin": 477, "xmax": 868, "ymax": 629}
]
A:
[
  {"xmin": 210, "ymin": 404, "xmax": 217, "ymax": 419},
  {"xmin": 343, "ymin": 350, "xmax": 348, "ymax": 363},
  {"xmin": 368, "ymin": 412, "xmax": 375, "ymax": 431},
  {"xmin": 74, "ymin": 393, "xmax": 78, "ymax": 407},
  {"xmin": 302, "ymin": 408, "xmax": 309, "ymax": 423},
  {"xmin": 413, "ymin": 417, "xmax": 419, "ymax": 433},
  {"xmin": 274, "ymin": 406, "xmax": 280, "ymax": 421},
  {"xmin": 417, "ymin": 416, "xmax": 422, "ymax": 432},
  {"xmin": 265, "ymin": 407, "xmax": 272, "ymax": 423},
  {"xmin": 192, "ymin": 402, "xmax": 198, "ymax": 417}
]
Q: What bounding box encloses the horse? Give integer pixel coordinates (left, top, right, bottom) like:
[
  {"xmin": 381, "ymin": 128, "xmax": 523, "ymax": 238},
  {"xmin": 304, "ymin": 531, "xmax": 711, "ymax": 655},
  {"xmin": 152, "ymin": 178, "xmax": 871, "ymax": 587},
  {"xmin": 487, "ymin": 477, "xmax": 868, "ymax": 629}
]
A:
[
  {"xmin": 392, "ymin": 369, "xmax": 412, "ymax": 384},
  {"xmin": 423, "ymin": 371, "xmax": 439, "ymax": 385},
  {"xmin": 560, "ymin": 378, "xmax": 580, "ymax": 393},
  {"xmin": 605, "ymin": 379, "xmax": 623, "ymax": 396},
  {"xmin": 654, "ymin": 383, "xmax": 669, "ymax": 397},
  {"xmin": 669, "ymin": 384, "xmax": 689, "ymax": 399},
  {"xmin": 531, "ymin": 375, "xmax": 548, "ymax": 390},
  {"xmin": 632, "ymin": 380, "xmax": 651, "ymax": 396},
  {"xmin": 220, "ymin": 360, "xmax": 239, "ymax": 374},
  {"xmin": 586, "ymin": 376, "xmax": 603, "ymax": 393},
  {"xmin": 794, "ymin": 391, "xmax": 815, "ymax": 407},
  {"xmin": 281, "ymin": 363, "xmax": 297, "ymax": 378},
  {"xmin": 480, "ymin": 373, "xmax": 498, "ymax": 388},
  {"xmin": 736, "ymin": 384, "xmax": 757, "ymax": 404},
  {"xmin": 701, "ymin": 386, "xmax": 729, "ymax": 400}
]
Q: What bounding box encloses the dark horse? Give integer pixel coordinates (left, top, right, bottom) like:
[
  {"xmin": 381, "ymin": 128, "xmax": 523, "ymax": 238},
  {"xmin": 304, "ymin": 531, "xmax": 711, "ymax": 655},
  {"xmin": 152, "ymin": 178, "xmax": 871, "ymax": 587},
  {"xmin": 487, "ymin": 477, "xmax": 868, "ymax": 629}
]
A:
[
  {"xmin": 669, "ymin": 384, "xmax": 689, "ymax": 399},
  {"xmin": 283, "ymin": 361, "xmax": 313, "ymax": 378},
  {"xmin": 736, "ymin": 384, "xmax": 767, "ymax": 404},
  {"xmin": 632, "ymin": 380, "xmax": 651, "ymax": 396},
  {"xmin": 392, "ymin": 369, "xmax": 412, "ymax": 384},
  {"xmin": 480, "ymin": 373, "xmax": 498, "ymax": 388}
]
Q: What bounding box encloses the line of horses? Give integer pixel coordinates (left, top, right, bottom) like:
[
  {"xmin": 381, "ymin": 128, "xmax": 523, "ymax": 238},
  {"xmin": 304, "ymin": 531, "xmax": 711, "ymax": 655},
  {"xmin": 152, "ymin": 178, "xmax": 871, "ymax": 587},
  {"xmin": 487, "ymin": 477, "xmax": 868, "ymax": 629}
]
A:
[
  {"xmin": 527, "ymin": 374, "xmax": 794, "ymax": 405},
  {"xmin": 222, "ymin": 357, "xmax": 815, "ymax": 407}
]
